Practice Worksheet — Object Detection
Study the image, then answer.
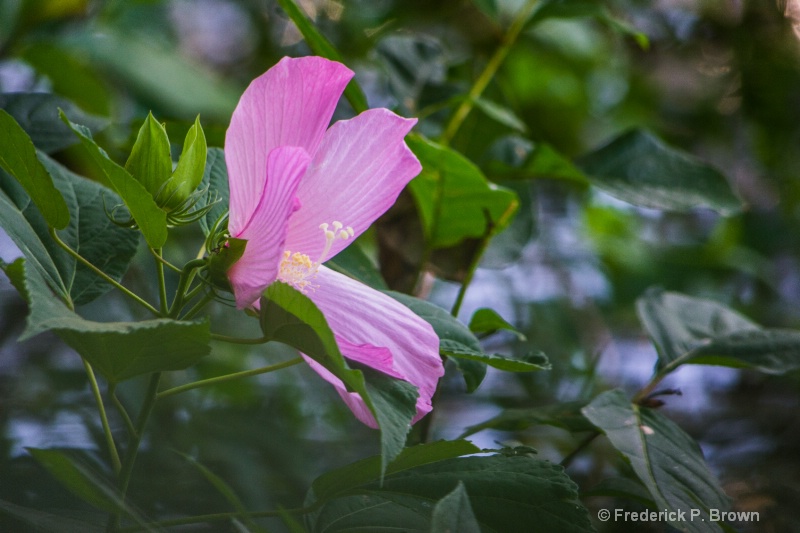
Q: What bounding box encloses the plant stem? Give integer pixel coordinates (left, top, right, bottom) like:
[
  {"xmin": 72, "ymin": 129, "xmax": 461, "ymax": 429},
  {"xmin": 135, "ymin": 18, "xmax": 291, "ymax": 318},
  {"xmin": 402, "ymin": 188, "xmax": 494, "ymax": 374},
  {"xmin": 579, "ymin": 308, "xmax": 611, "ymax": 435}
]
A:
[
  {"xmin": 153, "ymin": 248, "xmax": 168, "ymax": 315},
  {"xmin": 110, "ymin": 373, "xmax": 161, "ymax": 532},
  {"xmin": 49, "ymin": 228, "xmax": 161, "ymax": 317},
  {"xmin": 156, "ymin": 358, "xmax": 303, "ymax": 400},
  {"xmin": 440, "ymin": 0, "xmax": 539, "ymax": 145},
  {"xmin": 168, "ymin": 259, "xmax": 207, "ymax": 318},
  {"xmin": 560, "ymin": 431, "xmax": 600, "ymax": 468},
  {"xmin": 210, "ymin": 333, "xmax": 271, "ymax": 345},
  {"xmin": 180, "ymin": 290, "xmax": 216, "ymax": 320},
  {"xmin": 149, "ymin": 248, "xmax": 181, "ymax": 273},
  {"xmin": 109, "ymin": 385, "xmax": 137, "ymax": 438},
  {"xmin": 83, "ymin": 359, "xmax": 121, "ymax": 474}
]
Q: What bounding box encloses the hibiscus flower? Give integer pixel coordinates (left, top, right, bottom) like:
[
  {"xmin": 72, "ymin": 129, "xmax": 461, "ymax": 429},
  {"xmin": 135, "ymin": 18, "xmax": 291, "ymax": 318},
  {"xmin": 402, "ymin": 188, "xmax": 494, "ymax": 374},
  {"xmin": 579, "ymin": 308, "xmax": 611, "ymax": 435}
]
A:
[{"xmin": 224, "ymin": 56, "xmax": 444, "ymax": 427}]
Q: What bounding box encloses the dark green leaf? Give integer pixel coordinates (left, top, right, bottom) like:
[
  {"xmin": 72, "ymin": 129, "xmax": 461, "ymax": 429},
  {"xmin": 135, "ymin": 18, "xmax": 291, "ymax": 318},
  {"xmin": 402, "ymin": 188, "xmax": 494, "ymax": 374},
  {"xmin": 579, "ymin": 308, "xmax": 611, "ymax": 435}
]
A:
[
  {"xmin": 125, "ymin": 111, "xmax": 172, "ymax": 199},
  {"xmin": 473, "ymin": 97, "xmax": 527, "ymax": 133},
  {"xmin": 387, "ymin": 292, "xmax": 487, "ymax": 392},
  {"xmin": 470, "ymin": 0, "xmax": 498, "ymax": 19},
  {"xmin": 0, "ymin": 93, "xmax": 107, "ymax": 153},
  {"xmin": 690, "ymin": 329, "xmax": 800, "ymax": 374},
  {"xmin": 0, "ymin": 109, "xmax": 70, "ymax": 229},
  {"xmin": 578, "ymin": 129, "xmax": 742, "ymax": 215},
  {"xmin": 198, "ymin": 147, "xmax": 229, "ymax": 236},
  {"xmin": 308, "ymin": 440, "xmax": 481, "ymax": 505},
  {"xmin": 163, "ymin": 115, "xmax": 207, "ymax": 209},
  {"xmin": 459, "ymin": 401, "xmax": 594, "ymax": 438},
  {"xmin": 430, "ymin": 482, "xmax": 480, "ymax": 533},
  {"xmin": 27, "ymin": 448, "xmax": 147, "ymax": 525},
  {"xmin": 275, "ymin": 0, "xmax": 368, "ymax": 113},
  {"xmin": 62, "ymin": 111, "xmax": 168, "ymax": 248},
  {"xmin": 582, "ymin": 477, "xmax": 656, "ymax": 507},
  {"xmin": 469, "ymin": 307, "xmax": 526, "ymax": 340},
  {"xmin": 441, "ymin": 339, "xmax": 550, "ymax": 372},
  {"xmin": 3, "ymin": 259, "xmax": 211, "ymax": 383},
  {"xmin": 0, "ymin": 498, "xmax": 103, "ymax": 533},
  {"xmin": 326, "ymin": 243, "xmax": 388, "ymax": 291},
  {"xmin": 260, "ymin": 282, "xmax": 417, "ymax": 473},
  {"xmin": 487, "ymin": 142, "xmax": 588, "ymax": 185},
  {"xmin": 308, "ymin": 455, "xmax": 594, "ymax": 533},
  {"xmin": 582, "ymin": 389, "xmax": 731, "ymax": 533},
  {"xmin": 407, "ymin": 135, "xmax": 519, "ymax": 248}
]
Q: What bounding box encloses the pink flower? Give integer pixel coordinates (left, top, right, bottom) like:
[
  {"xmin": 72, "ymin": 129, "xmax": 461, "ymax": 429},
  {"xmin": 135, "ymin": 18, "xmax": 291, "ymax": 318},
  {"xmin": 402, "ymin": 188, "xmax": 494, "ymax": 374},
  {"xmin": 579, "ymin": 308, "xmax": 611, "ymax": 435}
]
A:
[{"xmin": 224, "ymin": 56, "xmax": 444, "ymax": 427}]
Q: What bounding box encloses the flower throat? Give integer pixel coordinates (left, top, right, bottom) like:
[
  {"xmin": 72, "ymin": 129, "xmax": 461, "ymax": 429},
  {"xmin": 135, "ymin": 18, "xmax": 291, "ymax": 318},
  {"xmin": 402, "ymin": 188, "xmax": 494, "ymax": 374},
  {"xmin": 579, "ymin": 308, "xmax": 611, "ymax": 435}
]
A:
[{"xmin": 278, "ymin": 221, "xmax": 354, "ymax": 292}]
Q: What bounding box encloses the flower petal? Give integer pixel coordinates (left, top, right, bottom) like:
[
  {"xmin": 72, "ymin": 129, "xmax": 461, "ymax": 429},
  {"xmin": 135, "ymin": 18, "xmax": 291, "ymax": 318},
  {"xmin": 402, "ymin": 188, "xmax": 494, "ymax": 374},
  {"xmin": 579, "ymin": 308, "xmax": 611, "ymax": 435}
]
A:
[
  {"xmin": 226, "ymin": 56, "xmax": 353, "ymax": 235},
  {"xmin": 302, "ymin": 266, "xmax": 443, "ymax": 427},
  {"xmin": 284, "ymin": 109, "xmax": 420, "ymax": 261},
  {"xmin": 228, "ymin": 146, "xmax": 311, "ymax": 309}
]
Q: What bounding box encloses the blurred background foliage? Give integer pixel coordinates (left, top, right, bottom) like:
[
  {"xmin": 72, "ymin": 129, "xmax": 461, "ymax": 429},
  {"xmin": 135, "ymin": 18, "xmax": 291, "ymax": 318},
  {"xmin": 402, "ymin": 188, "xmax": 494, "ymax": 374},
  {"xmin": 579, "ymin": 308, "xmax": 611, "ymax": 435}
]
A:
[{"xmin": 2, "ymin": 0, "xmax": 800, "ymax": 531}]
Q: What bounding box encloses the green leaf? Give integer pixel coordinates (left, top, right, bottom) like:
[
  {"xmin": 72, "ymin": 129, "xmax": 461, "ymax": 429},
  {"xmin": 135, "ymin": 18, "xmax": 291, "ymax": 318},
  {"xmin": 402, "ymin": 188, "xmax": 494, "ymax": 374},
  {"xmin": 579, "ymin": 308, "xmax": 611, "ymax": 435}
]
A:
[
  {"xmin": 27, "ymin": 448, "xmax": 147, "ymax": 525},
  {"xmin": 60, "ymin": 28, "xmax": 239, "ymax": 120},
  {"xmin": 470, "ymin": 0, "xmax": 498, "ymax": 19},
  {"xmin": 125, "ymin": 111, "xmax": 172, "ymax": 200},
  {"xmin": 325, "ymin": 243, "xmax": 388, "ymax": 291},
  {"xmin": 163, "ymin": 115, "xmax": 207, "ymax": 209},
  {"xmin": 275, "ymin": 0, "xmax": 368, "ymax": 114},
  {"xmin": 488, "ymin": 142, "xmax": 589, "ymax": 185},
  {"xmin": 0, "ymin": 498, "xmax": 103, "ymax": 533},
  {"xmin": 3, "ymin": 258, "xmax": 211, "ymax": 383},
  {"xmin": 459, "ymin": 401, "xmax": 594, "ymax": 438},
  {"xmin": 387, "ymin": 292, "xmax": 487, "ymax": 392},
  {"xmin": 441, "ymin": 339, "xmax": 549, "ymax": 372},
  {"xmin": 469, "ymin": 307, "xmax": 526, "ymax": 340},
  {"xmin": 307, "ymin": 455, "xmax": 594, "ymax": 533},
  {"xmin": 197, "ymin": 147, "xmax": 229, "ymax": 236},
  {"xmin": 407, "ymin": 135, "xmax": 519, "ymax": 248},
  {"xmin": 582, "ymin": 389, "xmax": 731, "ymax": 533},
  {"xmin": 0, "ymin": 110, "xmax": 70, "ymax": 229},
  {"xmin": 578, "ymin": 129, "xmax": 742, "ymax": 215},
  {"xmin": 0, "ymin": 92, "xmax": 107, "ymax": 153},
  {"xmin": 430, "ymin": 482, "xmax": 481, "ymax": 533},
  {"xmin": 582, "ymin": 477, "xmax": 656, "ymax": 507},
  {"xmin": 473, "ymin": 97, "xmax": 527, "ymax": 133},
  {"xmin": 0, "ymin": 154, "xmax": 139, "ymax": 305},
  {"xmin": 308, "ymin": 440, "xmax": 481, "ymax": 506},
  {"xmin": 62, "ymin": 112, "xmax": 168, "ymax": 248},
  {"xmin": 260, "ymin": 282, "xmax": 417, "ymax": 473},
  {"xmin": 638, "ymin": 289, "xmax": 800, "ymax": 374}
]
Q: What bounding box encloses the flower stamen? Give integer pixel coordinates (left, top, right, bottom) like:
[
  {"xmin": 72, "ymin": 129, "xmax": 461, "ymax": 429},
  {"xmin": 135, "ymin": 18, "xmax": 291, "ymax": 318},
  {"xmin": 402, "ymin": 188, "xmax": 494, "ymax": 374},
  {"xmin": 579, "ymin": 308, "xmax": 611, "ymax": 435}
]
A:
[{"xmin": 279, "ymin": 221, "xmax": 354, "ymax": 292}]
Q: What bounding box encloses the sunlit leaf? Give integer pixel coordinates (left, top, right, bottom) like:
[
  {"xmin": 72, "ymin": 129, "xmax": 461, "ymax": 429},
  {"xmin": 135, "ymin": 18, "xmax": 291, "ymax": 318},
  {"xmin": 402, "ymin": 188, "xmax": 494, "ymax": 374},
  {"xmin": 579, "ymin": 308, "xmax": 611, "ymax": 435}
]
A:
[
  {"xmin": 469, "ymin": 307, "xmax": 526, "ymax": 340},
  {"xmin": 579, "ymin": 129, "xmax": 743, "ymax": 215},
  {"xmin": 582, "ymin": 389, "xmax": 731, "ymax": 533},
  {"xmin": 0, "ymin": 110, "xmax": 69, "ymax": 229}
]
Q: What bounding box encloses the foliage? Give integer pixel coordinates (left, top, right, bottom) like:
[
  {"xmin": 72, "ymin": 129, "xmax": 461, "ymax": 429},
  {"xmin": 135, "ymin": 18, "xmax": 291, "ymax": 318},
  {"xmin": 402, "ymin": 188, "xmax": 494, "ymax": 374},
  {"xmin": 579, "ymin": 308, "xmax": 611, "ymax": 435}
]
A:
[{"xmin": 1, "ymin": 0, "xmax": 799, "ymax": 532}]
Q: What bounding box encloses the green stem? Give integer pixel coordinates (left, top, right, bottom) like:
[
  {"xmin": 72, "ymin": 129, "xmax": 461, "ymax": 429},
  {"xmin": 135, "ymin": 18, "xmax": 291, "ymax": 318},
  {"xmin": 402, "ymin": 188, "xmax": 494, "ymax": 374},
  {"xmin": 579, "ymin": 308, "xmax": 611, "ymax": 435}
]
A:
[
  {"xmin": 181, "ymin": 290, "xmax": 216, "ymax": 320},
  {"xmin": 210, "ymin": 333, "xmax": 270, "ymax": 345},
  {"xmin": 440, "ymin": 0, "xmax": 539, "ymax": 145},
  {"xmin": 153, "ymin": 248, "xmax": 168, "ymax": 315},
  {"xmin": 109, "ymin": 385, "xmax": 137, "ymax": 438},
  {"xmin": 157, "ymin": 358, "xmax": 303, "ymax": 400},
  {"xmin": 559, "ymin": 431, "xmax": 600, "ymax": 468},
  {"xmin": 111, "ymin": 373, "xmax": 161, "ymax": 532},
  {"xmin": 83, "ymin": 359, "xmax": 121, "ymax": 474},
  {"xmin": 182, "ymin": 280, "xmax": 207, "ymax": 304},
  {"xmin": 168, "ymin": 259, "xmax": 207, "ymax": 318},
  {"xmin": 49, "ymin": 228, "xmax": 160, "ymax": 317},
  {"xmin": 150, "ymin": 248, "xmax": 181, "ymax": 273}
]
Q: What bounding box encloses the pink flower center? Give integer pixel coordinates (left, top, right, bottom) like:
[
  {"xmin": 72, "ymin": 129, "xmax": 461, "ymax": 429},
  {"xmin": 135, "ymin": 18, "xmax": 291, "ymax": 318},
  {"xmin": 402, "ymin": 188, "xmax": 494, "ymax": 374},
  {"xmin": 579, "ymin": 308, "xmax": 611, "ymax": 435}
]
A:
[{"xmin": 278, "ymin": 220, "xmax": 354, "ymax": 292}]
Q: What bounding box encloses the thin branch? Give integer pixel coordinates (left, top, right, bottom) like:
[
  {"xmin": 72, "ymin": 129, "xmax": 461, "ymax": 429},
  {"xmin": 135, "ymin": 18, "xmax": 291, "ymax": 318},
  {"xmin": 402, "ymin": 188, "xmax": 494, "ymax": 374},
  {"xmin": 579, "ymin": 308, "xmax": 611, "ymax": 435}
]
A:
[{"xmin": 83, "ymin": 359, "xmax": 121, "ymax": 474}]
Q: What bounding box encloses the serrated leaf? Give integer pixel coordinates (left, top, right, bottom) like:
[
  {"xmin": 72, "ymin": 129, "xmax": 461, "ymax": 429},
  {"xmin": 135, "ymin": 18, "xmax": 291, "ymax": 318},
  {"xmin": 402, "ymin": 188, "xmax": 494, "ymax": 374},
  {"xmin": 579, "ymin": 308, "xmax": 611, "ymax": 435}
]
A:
[
  {"xmin": 197, "ymin": 147, "xmax": 229, "ymax": 236},
  {"xmin": 441, "ymin": 339, "xmax": 549, "ymax": 372},
  {"xmin": 275, "ymin": 0, "xmax": 368, "ymax": 113},
  {"xmin": 307, "ymin": 455, "xmax": 594, "ymax": 533},
  {"xmin": 125, "ymin": 111, "xmax": 172, "ymax": 200},
  {"xmin": 469, "ymin": 307, "xmax": 526, "ymax": 340},
  {"xmin": 407, "ymin": 135, "xmax": 519, "ymax": 249},
  {"xmin": 0, "ymin": 92, "xmax": 107, "ymax": 153},
  {"xmin": 0, "ymin": 110, "xmax": 70, "ymax": 229},
  {"xmin": 260, "ymin": 282, "xmax": 417, "ymax": 474},
  {"xmin": 582, "ymin": 389, "xmax": 731, "ymax": 533},
  {"xmin": 578, "ymin": 129, "xmax": 742, "ymax": 215},
  {"xmin": 387, "ymin": 292, "xmax": 487, "ymax": 392},
  {"xmin": 162, "ymin": 115, "xmax": 207, "ymax": 209},
  {"xmin": 3, "ymin": 259, "xmax": 210, "ymax": 383},
  {"xmin": 62, "ymin": 112, "xmax": 168, "ymax": 248},
  {"xmin": 430, "ymin": 482, "xmax": 480, "ymax": 533}
]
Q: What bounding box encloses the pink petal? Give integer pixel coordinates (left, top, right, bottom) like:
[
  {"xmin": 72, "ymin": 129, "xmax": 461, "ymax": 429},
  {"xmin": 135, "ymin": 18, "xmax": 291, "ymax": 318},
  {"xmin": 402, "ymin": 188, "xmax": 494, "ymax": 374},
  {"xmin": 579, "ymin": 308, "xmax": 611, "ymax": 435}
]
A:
[
  {"xmin": 226, "ymin": 56, "xmax": 353, "ymax": 234},
  {"xmin": 283, "ymin": 109, "xmax": 420, "ymax": 262},
  {"xmin": 227, "ymin": 146, "xmax": 311, "ymax": 309},
  {"xmin": 302, "ymin": 266, "xmax": 444, "ymax": 427}
]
